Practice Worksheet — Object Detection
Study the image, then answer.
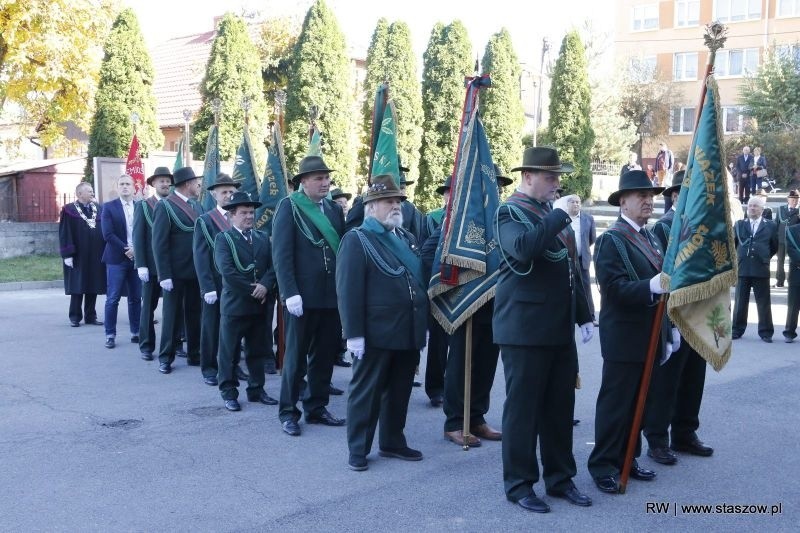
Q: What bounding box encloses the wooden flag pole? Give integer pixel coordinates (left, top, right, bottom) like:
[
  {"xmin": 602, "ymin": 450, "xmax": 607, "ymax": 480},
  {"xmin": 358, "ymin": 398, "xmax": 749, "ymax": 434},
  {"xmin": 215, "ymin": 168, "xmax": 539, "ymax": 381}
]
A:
[
  {"xmin": 618, "ymin": 22, "xmax": 726, "ymax": 494},
  {"xmin": 462, "ymin": 316, "xmax": 474, "ymax": 451}
]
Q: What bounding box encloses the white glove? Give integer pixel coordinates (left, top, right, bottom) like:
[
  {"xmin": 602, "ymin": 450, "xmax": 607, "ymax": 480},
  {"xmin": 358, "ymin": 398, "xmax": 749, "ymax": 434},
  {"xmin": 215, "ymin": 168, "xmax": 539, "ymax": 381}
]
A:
[
  {"xmin": 579, "ymin": 322, "xmax": 593, "ymax": 344},
  {"xmin": 63, "ymin": 257, "xmax": 73, "ymax": 268},
  {"xmin": 671, "ymin": 327, "xmax": 681, "ymax": 352},
  {"xmin": 662, "ymin": 343, "xmax": 673, "ymax": 365},
  {"xmin": 649, "ymin": 273, "xmax": 667, "ymax": 294},
  {"xmin": 137, "ymin": 267, "xmax": 149, "ymax": 282},
  {"xmin": 204, "ymin": 291, "xmax": 218, "ymax": 305},
  {"xmin": 347, "ymin": 337, "xmax": 365, "ymax": 360},
  {"xmin": 160, "ymin": 279, "xmax": 173, "ymax": 292},
  {"xmin": 286, "ymin": 294, "xmax": 303, "ymax": 317}
]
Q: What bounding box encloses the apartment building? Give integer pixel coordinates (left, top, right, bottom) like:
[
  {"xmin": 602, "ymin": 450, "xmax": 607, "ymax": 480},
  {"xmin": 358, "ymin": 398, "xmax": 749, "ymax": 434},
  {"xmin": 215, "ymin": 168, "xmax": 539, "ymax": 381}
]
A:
[{"xmin": 615, "ymin": 0, "xmax": 800, "ymax": 159}]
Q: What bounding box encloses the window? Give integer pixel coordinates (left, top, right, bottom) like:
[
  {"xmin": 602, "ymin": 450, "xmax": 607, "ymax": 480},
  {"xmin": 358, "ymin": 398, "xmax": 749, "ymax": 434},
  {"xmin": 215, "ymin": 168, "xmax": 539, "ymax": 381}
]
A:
[
  {"xmin": 631, "ymin": 4, "xmax": 659, "ymax": 31},
  {"xmin": 671, "ymin": 107, "xmax": 696, "ymax": 134},
  {"xmin": 673, "ymin": 52, "xmax": 698, "ymax": 80},
  {"xmin": 714, "ymin": 0, "xmax": 761, "ymax": 22},
  {"xmin": 777, "ymin": 44, "xmax": 800, "ymax": 63},
  {"xmin": 628, "ymin": 55, "xmax": 657, "ymax": 81},
  {"xmin": 777, "ymin": 0, "xmax": 800, "ymax": 17},
  {"xmin": 716, "ymin": 48, "xmax": 759, "ymax": 77},
  {"xmin": 722, "ymin": 106, "xmax": 746, "ymax": 133},
  {"xmin": 675, "ymin": 0, "xmax": 700, "ymax": 27}
]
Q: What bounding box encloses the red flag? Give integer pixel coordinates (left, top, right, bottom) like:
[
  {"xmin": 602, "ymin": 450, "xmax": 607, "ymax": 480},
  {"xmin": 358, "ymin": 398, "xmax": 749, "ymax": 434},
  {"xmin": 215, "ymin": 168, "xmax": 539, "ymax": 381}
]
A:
[{"xmin": 125, "ymin": 134, "xmax": 146, "ymax": 199}]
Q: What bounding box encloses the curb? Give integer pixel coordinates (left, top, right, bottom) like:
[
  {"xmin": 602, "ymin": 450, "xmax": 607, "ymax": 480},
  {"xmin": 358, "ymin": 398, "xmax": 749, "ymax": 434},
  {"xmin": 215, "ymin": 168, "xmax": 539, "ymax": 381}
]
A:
[{"xmin": 0, "ymin": 280, "xmax": 63, "ymax": 292}]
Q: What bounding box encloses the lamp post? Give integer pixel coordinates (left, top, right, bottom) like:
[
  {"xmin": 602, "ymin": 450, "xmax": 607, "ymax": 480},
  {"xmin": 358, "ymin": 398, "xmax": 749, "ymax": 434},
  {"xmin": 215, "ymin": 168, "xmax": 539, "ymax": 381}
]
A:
[
  {"xmin": 182, "ymin": 108, "xmax": 192, "ymax": 165},
  {"xmin": 533, "ymin": 37, "xmax": 550, "ymax": 147}
]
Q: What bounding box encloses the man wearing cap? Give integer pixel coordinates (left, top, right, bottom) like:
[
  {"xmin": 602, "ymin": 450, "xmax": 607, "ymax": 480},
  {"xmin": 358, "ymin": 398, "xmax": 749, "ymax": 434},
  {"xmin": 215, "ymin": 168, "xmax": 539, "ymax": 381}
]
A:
[
  {"xmin": 494, "ymin": 147, "xmax": 594, "ymax": 513},
  {"xmin": 134, "ymin": 167, "xmax": 172, "ymax": 360},
  {"xmin": 773, "ymin": 190, "xmax": 800, "ymax": 288},
  {"xmin": 732, "ymin": 195, "xmax": 778, "ymax": 342},
  {"xmin": 152, "ymin": 166, "xmax": 204, "ymax": 374},
  {"xmin": 100, "ymin": 174, "xmax": 141, "ymax": 349},
  {"xmin": 588, "ymin": 170, "xmax": 671, "ymax": 494},
  {"xmin": 193, "ymin": 173, "xmax": 240, "ymax": 386},
  {"xmin": 214, "ymin": 191, "xmax": 278, "ymax": 411},
  {"xmin": 331, "ymin": 188, "xmax": 352, "ymax": 218},
  {"xmin": 272, "ymin": 155, "xmax": 346, "ymax": 436},
  {"xmin": 336, "ymin": 174, "xmax": 428, "ymax": 471},
  {"xmin": 643, "ymin": 171, "xmax": 714, "ymax": 466}
]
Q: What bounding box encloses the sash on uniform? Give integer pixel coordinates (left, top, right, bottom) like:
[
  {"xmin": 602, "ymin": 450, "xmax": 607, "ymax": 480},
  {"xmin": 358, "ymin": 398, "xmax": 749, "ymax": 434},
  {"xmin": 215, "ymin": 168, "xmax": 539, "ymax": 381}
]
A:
[
  {"xmin": 290, "ymin": 191, "xmax": 340, "ymax": 252},
  {"xmin": 361, "ymin": 216, "xmax": 425, "ymax": 291},
  {"xmin": 606, "ymin": 219, "xmax": 663, "ymax": 271},
  {"xmin": 504, "ymin": 191, "xmax": 576, "ymax": 258}
]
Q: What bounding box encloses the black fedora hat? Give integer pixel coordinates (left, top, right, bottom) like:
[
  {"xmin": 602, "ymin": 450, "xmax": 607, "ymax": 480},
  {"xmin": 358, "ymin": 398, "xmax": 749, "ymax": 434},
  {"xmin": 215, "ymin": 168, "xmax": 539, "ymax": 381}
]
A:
[
  {"xmin": 788, "ymin": 189, "xmax": 799, "ymax": 199},
  {"xmin": 662, "ymin": 170, "xmax": 685, "ymax": 197},
  {"xmin": 494, "ymin": 164, "xmax": 513, "ymax": 187},
  {"xmin": 363, "ymin": 174, "xmax": 407, "ymax": 204},
  {"xmin": 147, "ymin": 166, "xmax": 173, "ymax": 185},
  {"xmin": 222, "ymin": 190, "xmax": 262, "ymax": 211},
  {"xmin": 173, "ymin": 166, "xmax": 199, "ymax": 186},
  {"xmin": 608, "ymin": 170, "xmax": 665, "ymax": 206},
  {"xmin": 207, "ymin": 172, "xmax": 241, "ymax": 191},
  {"xmin": 436, "ymin": 176, "xmax": 452, "ymax": 195},
  {"xmin": 331, "ymin": 188, "xmax": 352, "ymax": 201},
  {"xmin": 292, "ymin": 155, "xmax": 333, "ymax": 186},
  {"xmin": 511, "ymin": 146, "xmax": 574, "ymax": 174}
]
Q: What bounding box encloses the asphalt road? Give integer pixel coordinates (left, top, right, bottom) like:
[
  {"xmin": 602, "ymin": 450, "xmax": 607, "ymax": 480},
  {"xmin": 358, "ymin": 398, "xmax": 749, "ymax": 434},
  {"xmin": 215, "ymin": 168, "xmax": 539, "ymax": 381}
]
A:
[{"xmin": 0, "ymin": 287, "xmax": 797, "ymax": 532}]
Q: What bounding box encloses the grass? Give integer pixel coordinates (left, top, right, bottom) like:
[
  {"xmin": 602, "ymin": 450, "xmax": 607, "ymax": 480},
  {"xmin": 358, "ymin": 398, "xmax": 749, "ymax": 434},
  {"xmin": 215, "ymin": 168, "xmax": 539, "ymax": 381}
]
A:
[{"xmin": 0, "ymin": 254, "xmax": 63, "ymax": 283}]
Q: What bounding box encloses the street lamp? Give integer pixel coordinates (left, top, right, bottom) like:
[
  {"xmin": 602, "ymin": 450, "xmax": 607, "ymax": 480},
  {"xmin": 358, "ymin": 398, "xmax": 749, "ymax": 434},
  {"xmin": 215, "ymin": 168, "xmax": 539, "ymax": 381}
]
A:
[
  {"xmin": 533, "ymin": 37, "xmax": 550, "ymax": 147},
  {"xmin": 182, "ymin": 108, "xmax": 192, "ymax": 165}
]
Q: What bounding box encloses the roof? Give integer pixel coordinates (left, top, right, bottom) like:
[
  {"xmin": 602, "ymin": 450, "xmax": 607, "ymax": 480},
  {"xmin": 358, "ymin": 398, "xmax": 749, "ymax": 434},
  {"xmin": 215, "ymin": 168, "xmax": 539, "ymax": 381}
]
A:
[{"xmin": 0, "ymin": 157, "xmax": 86, "ymax": 177}]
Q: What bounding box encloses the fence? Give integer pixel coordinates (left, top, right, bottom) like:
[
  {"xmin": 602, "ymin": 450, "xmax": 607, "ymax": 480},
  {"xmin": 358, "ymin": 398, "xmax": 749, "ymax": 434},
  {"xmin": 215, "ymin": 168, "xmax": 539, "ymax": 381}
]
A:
[
  {"xmin": 590, "ymin": 160, "xmax": 621, "ymax": 176},
  {"xmin": 0, "ymin": 192, "xmax": 76, "ymax": 222}
]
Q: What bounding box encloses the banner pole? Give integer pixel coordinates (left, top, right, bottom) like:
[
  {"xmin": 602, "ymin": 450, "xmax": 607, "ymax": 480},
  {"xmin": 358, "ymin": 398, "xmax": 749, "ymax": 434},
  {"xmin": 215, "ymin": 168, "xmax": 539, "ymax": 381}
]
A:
[{"xmin": 462, "ymin": 316, "xmax": 474, "ymax": 451}]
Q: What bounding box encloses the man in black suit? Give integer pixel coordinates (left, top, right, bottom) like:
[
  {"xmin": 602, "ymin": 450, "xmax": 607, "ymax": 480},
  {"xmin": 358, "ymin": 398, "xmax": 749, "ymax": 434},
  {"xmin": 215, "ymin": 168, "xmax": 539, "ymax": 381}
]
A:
[
  {"xmin": 336, "ymin": 174, "xmax": 428, "ymax": 471},
  {"xmin": 493, "ymin": 147, "xmax": 594, "ymax": 513},
  {"xmin": 100, "ymin": 174, "xmax": 141, "ymax": 349},
  {"xmin": 193, "ymin": 173, "xmax": 240, "ymax": 386},
  {"xmin": 732, "ymin": 195, "xmax": 778, "ymax": 342},
  {"xmin": 560, "ymin": 194, "xmax": 597, "ymax": 324},
  {"xmin": 782, "ymin": 222, "xmax": 800, "ymax": 341},
  {"xmin": 644, "ymin": 171, "xmax": 714, "ymax": 466},
  {"xmin": 152, "ymin": 166, "xmax": 204, "ymax": 374},
  {"xmin": 59, "ymin": 181, "xmax": 106, "ymax": 327},
  {"xmin": 735, "ymin": 145, "xmax": 753, "ymax": 204},
  {"xmin": 588, "ymin": 170, "xmax": 668, "ymax": 494},
  {"xmin": 214, "ymin": 191, "xmax": 278, "ymax": 412},
  {"xmin": 133, "ymin": 167, "xmax": 172, "ymax": 360},
  {"xmin": 773, "ymin": 190, "xmax": 799, "ymax": 288},
  {"xmin": 272, "ymin": 155, "xmax": 346, "ymax": 436}
]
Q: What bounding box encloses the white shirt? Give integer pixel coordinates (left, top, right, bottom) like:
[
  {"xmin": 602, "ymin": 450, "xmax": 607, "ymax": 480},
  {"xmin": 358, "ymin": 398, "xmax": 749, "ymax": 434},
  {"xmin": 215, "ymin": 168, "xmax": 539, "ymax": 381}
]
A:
[
  {"xmin": 121, "ymin": 198, "xmax": 134, "ymax": 246},
  {"xmin": 621, "ymin": 213, "xmax": 643, "ymax": 233},
  {"xmin": 750, "ymin": 217, "xmax": 763, "ymax": 235},
  {"xmin": 174, "ymin": 190, "xmax": 189, "ymax": 202}
]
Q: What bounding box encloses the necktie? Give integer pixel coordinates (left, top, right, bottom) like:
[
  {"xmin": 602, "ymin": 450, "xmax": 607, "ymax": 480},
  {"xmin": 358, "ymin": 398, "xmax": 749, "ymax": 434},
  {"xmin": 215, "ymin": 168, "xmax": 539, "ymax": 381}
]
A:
[
  {"xmin": 318, "ymin": 201, "xmax": 324, "ymax": 214},
  {"xmin": 640, "ymin": 228, "xmax": 653, "ymax": 247},
  {"xmin": 243, "ymin": 229, "xmax": 252, "ymax": 244},
  {"xmin": 751, "ymin": 220, "xmax": 757, "ymax": 235}
]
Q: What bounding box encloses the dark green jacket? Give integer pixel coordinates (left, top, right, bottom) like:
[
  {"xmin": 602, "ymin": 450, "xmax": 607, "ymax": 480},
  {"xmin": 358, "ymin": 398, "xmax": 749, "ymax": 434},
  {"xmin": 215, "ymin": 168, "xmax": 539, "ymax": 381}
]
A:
[
  {"xmin": 214, "ymin": 227, "xmax": 275, "ymax": 317},
  {"xmin": 152, "ymin": 193, "xmax": 203, "ymax": 281},
  {"xmin": 193, "ymin": 208, "xmax": 230, "ymax": 295},
  {"xmin": 133, "ymin": 197, "xmax": 159, "ymax": 272}
]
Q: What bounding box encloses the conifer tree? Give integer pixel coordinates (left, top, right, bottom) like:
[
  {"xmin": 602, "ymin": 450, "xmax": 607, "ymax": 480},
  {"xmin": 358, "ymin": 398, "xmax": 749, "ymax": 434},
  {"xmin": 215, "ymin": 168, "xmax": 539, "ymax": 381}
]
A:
[
  {"xmin": 283, "ymin": 0, "xmax": 355, "ymax": 189},
  {"xmin": 479, "ymin": 28, "xmax": 524, "ymax": 176},
  {"xmin": 191, "ymin": 13, "xmax": 269, "ymax": 167},
  {"xmin": 417, "ymin": 21, "xmax": 473, "ymax": 212},
  {"xmin": 546, "ymin": 31, "xmax": 595, "ymax": 198},
  {"xmin": 359, "ymin": 19, "xmax": 391, "ymax": 177},
  {"xmin": 85, "ymin": 8, "xmax": 163, "ymax": 178}
]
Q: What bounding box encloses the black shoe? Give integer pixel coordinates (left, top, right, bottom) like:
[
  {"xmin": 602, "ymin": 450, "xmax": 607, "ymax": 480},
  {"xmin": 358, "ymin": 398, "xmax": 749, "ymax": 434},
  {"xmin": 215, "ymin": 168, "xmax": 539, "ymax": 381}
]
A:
[
  {"xmin": 546, "ymin": 485, "xmax": 593, "ymax": 507},
  {"xmin": 175, "ymin": 347, "xmax": 187, "ymax": 358},
  {"xmin": 775, "ymin": 282, "xmax": 784, "ymax": 288},
  {"xmin": 305, "ymin": 408, "xmax": 346, "ymax": 426},
  {"xmin": 412, "ymin": 381, "xmax": 421, "ymax": 387},
  {"xmin": 573, "ymin": 419, "xmax": 580, "ymax": 426},
  {"xmin": 203, "ymin": 375, "xmax": 218, "ymax": 386},
  {"xmin": 248, "ymin": 391, "xmax": 278, "ymax": 405},
  {"xmin": 70, "ymin": 321, "xmax": 80, "ymax": 327},
  {"xmin": 282, "ymin": 419, "xmax": 301, "ymax": 436},
  {"xmin": 672, "ymin": 438, "xmax": 714, "ymax": 457},
  {"xmin": 104, "ymin": 337, "xmax": 115, "ymax": 349},
  {"xmin": 348, "ymin": 455, "xmax": 368, "ymax": 471},
  {"xmin": 328, "ymin": 384, "xmax": 344, "ymax": 396},
  {"xmin": 85, "ymin": 319, "xmax": 103, "ymax": 326},
  {"xmin": 334, "ymin": 356, "xmax": 352, "ymax": 368},
  {"xmin": 732, "ymin": 333, "xmax": 742, "ymax": 339},
  {"xmin": 429, "ymin": 394, "xmax": 443, "ymax": 407},
  {"xmin": 264, "ymin": 358, "xmax": 277, "ymax": 374},
  {"xmin": 224, "ymin": 399, "xmax": 241, "ymax": 412},
  {"xmin": 784, "ymin": 335, "xmax": 795, "ymax": 343},
  {"xmin": 629, "ymin": 462, "xmax": 656, "ymax": 481},
  {"xmin": 158, "ymin": 362, "xmax": 172, "ymax": 374},
  {"xmin": 594, "ymin": 475, "xmax": 620, "ymax": 494},
  {"xmin": 130, "ymin": 335, "xmax": 139, "ymax": 343},
  {"xmin": 378, "ymin": 446, "xmax": 423, "ymax": 461},
  {"xmin": 760, "ymin": 336, "xmax": 773, "ymax": 343},
  {"xmin": 647, "ymin": 447, "xmax": 678, "ymax": 465},
  {"xmin": 508, "ymin": 492, "xmax": 550, "ymax": 513},
  {"xmin": 141, "ymin": 352, "xmax": 153, "ymax": 361},
  {"xmin": 236, "ymin": 366, "xmax": 249, "ymax": 380},
  {"xmin": 187, "ymin": 359, "xmax": 200, "ymax": 367}
]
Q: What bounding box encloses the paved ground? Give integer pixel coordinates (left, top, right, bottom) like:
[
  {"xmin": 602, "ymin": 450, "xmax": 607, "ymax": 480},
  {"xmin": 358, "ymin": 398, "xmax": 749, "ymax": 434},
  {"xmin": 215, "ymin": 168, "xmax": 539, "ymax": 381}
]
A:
[{"xmin": 0, "ymin": 287, "xmax": 797, "ymax": 532}]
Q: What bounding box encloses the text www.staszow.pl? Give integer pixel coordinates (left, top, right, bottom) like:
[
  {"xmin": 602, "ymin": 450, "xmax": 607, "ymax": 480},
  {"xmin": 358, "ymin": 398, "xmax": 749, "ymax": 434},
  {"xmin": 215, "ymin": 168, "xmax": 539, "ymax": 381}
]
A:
[{"xmin": 646, "ymin": 502, "xmax": 783, "ymax": 515}]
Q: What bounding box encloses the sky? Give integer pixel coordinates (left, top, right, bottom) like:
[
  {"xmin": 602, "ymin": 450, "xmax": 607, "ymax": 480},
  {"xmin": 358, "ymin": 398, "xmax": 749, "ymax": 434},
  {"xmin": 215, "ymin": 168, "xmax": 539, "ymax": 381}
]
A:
[{"xmin": 129, "ymin": 0, "xmax": 617, "ymax": 70}]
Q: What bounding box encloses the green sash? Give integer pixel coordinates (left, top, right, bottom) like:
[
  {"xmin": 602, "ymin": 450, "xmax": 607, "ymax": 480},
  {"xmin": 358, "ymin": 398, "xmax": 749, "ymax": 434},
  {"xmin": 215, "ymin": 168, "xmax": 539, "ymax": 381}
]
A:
[
  {"xmin": 361, "ymin": 216, "xmax": 425, "ymax": 290},
  {"xmin": 290, "ymin": 191, "xmax": 340, "ymax": 252}
]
